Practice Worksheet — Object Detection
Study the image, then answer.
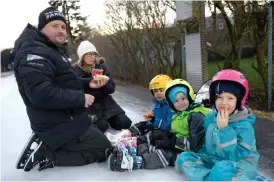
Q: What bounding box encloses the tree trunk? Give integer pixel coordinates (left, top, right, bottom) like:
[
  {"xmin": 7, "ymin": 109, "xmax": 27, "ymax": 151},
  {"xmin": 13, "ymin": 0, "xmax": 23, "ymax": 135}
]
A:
[
  {"xmin": 254, "ymin": 37, "xmax": 268, "ymax": 94},
  {"xmin": 200, "ymin": 1, "xmax": 208, "ymax": 82},
  {"xmin": 252, "ymin": 9, "xmax": 268, "ymax": 94},
  {"xmin": 62, "ymin": 0, "xmax": 78, "ymax": 61},
  {"xmin": 214, "ymin": 2, "xmax": 240, "ymax": 70}
]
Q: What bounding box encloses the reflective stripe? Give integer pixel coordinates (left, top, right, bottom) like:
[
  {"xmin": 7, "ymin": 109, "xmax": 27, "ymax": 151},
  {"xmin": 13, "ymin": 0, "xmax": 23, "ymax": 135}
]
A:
[
  {"xmin": 183, "ymin": 137, "xmax": 187, "ymax": 150},
  {"xmin": 239, "ymin": 142, "xmax": 252, "ymax": 151},
  {"xmin": 149, "ymin": 145, "xmax": 153, "ymax": 153},
  {"xmin": 182, "ymin": 160, "xmax": 202, "ymax": 169},
  {"xmin": 244, "ymin": 157, "xmax": 258, "ymax": 164},
  {"xmin": 186, "ymin": 140, "xmax": 190, "ymax": 150},
  {"xmin": 216, "ymin": 138, "xmax": 237, "ymax": 148},
  {"xmin": 158, "ymin": 149, "xmax": 169, "ymax": 166},
  {"xmin": 149, "ymin": 145, "xmax": 156, "ymax": 153},
  {"xmin": 132, "ymin": 125, "xmax": 141, "ymax": 135},
  {"xmin": 182, "ymin": 137, "xmax": 190, "ymax": 150},
  {"xmin": 155, "ymin": 150, "xmax": 167, "ymax": 167},
  {"xmin": 232, "ymin": 169, "xmax": 243, "ymax": 181},
  {"xmin": 146, "ymin": 131, "xmax": 151, "ymax": 146}
]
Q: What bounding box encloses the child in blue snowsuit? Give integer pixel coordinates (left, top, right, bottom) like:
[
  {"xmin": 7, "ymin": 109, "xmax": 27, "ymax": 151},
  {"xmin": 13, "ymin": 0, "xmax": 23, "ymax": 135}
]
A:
[
  {"xmin": 176, "ymin": 69, "xmax": 260, "ymax": 181},
  {"xmin": 129, "ymin": 74, "xmax": 174, "ymax": 136}
]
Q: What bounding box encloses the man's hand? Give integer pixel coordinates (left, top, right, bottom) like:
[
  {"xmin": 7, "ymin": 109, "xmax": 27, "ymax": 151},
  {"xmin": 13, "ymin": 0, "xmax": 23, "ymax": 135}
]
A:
[
  {"xmin": 84, "ymin": 94, "xmax": 95, "ymax": 108},
  {"xmin": 217, "ymin": 109, "xmax": 229, "ymax": 129},
  {"xmin": 89, "ymin": 75, "xmax": 109, "ymax": 89}
]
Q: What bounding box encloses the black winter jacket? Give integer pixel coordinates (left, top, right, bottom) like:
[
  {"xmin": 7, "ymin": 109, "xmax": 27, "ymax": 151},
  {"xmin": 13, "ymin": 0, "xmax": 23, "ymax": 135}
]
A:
[
  {"xmin": 74, "ymin": 61, "xmax": 124, "ymax": 120},
  {"xmin": 13, "ymin": 24, "xmax": 91, "ymax": 150}
]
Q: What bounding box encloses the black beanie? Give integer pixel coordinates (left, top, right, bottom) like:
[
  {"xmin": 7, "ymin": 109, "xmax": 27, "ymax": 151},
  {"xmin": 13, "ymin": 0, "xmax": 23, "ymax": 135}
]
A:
[
  {"xmin": 213, "ymin": 81, "xmax": 245, "ymax": 109},
  {"xmin": 214, "ymin": 81, "xmax": 242, "ymax": 99},
  {"xmin": 38, "ymin": 7, "xmax": 67, "ymax": 30}
]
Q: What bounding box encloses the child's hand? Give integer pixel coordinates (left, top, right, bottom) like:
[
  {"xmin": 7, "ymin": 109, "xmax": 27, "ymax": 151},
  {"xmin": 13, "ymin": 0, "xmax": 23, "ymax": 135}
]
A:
[
  {"xmin": 217, "ymin": 108, "xmax": 228, "ymax": 129},
  {"xmin": 144, "ymin": 111, "xmax": 154, "ymax": 120}
]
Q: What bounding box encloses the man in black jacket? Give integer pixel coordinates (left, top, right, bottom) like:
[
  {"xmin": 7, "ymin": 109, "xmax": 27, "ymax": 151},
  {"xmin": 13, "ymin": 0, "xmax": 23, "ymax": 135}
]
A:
[{"xmin": 13, "ymin": 7, "xmax": 112, "ymax": 172}]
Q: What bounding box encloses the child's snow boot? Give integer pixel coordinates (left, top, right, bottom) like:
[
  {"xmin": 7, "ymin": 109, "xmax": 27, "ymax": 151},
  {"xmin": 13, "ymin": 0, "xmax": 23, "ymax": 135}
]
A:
[{"xmin": 108, "ymin": 147, "xmax": 142, "ymax": 172}]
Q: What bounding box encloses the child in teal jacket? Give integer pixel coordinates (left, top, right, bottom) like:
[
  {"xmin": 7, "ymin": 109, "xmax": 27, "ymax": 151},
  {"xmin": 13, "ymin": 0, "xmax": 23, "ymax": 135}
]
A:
[{"xmin": 176, "ymin": 69, "xmax": 260, "ymax": 181}]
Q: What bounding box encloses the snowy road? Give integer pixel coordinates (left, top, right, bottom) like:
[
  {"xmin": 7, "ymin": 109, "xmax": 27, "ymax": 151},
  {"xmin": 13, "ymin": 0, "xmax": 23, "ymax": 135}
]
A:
[
  {"xmin": 1, "ymin": 73, "xmax": 273, "ymax": 181},
  {"xmin": 1, "ymin": 73, "xmax": 183, "ymax": 181}
]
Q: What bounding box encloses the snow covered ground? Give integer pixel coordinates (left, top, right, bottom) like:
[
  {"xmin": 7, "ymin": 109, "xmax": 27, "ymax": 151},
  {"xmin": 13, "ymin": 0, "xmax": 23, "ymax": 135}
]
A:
[{"xmin": 1, "ymin": 73, "xmax": 184, "ymax": 181}]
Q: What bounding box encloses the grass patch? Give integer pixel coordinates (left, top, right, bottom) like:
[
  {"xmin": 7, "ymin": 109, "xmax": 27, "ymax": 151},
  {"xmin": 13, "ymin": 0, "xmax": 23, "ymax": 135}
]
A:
[
  {"xmin": 208, "ymin": 58, "xmax": 274, "ymax": 112},
  {"xmin": 208, "ymin": 58, "xmax": 273, "ymax": 91},
  {"xmin": 253, "ymin": 110, "xmax": 274, "ymax": 121}
]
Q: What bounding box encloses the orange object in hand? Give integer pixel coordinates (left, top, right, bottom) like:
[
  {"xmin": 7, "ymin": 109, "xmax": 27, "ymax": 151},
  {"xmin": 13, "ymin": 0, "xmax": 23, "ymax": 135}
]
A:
[{"xmin": 144, "ymin": 111, "xmax": 154, "ymax": 120}]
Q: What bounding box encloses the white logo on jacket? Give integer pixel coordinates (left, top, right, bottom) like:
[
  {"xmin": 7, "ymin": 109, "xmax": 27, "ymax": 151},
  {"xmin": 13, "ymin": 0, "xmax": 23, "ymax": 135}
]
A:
[{"xmin": 62, "ymin": 56, "xmax": 68, "ymax": 62}]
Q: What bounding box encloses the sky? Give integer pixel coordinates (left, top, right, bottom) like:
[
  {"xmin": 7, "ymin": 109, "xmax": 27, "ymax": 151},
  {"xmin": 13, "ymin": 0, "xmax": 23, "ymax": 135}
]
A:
[
  {"xmin": 0, "ymin": 0, "xmax": 107, "ymax": 50},
  {"xmin": 0, "ymin": 0, "xmax": 211, "ymax": 50}
]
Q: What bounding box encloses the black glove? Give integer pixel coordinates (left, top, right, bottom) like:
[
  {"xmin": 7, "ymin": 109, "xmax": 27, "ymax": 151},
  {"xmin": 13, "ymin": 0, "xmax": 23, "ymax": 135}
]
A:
[
  {"xmin": 145, "ymin": 116, "xmax": 156, "ymax": 131},
  {"xmin": 150, "ymin": 130, "xmax": 176, "ymax": 149},
  {"xmin": 202, "ymin": 99, "xmax": 211, "ymax": 108},
  {"xmin": 150, "ymin": 130, "xmax": 166, "ymax": 143},
  {"xmin": 129, "ymin": 121, "xmax": 149, "ymax": 136},
  {"xmin": 150, "ymin": 116, "xmax": 155, "ymax": 123},
  {"xmin": 136, "ymin": 129, "xmax": 164, "ymax": 146}
]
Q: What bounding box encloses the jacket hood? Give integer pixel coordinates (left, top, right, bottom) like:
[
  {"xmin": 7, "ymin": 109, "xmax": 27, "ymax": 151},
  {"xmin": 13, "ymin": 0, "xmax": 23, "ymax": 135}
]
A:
[
  {"xmin": 229, "ymin": 105, "xmax": 255, "ymax": 124},
  {"xmin": 14, "ymin": 23, "xmax": 58, "ymax": 54}
]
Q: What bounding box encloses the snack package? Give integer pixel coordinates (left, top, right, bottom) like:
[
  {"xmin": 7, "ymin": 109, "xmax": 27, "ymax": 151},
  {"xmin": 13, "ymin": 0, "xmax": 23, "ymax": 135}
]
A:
[
  {"xmin": 94, "ymin": 75, "xmax": 109, "ymax": 81},
  {"xmin": 91, "ymin": 69, "xmax": 103, "ymax": 77}
]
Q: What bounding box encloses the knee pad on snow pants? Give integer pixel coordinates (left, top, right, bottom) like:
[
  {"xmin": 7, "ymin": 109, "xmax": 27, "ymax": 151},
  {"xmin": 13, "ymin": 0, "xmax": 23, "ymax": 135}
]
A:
[{"xmin": 108, "ymin": 113, "xmax": 132, "ymax": 130}]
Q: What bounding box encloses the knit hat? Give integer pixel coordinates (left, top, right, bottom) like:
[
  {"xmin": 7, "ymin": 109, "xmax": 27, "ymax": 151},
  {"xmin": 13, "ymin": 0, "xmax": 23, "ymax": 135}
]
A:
[
  {"xmin": 214, "ymin": 81, "xmax": 243, "ymax": 101},
  {"xmin": 38, "ymin": 7, "xmax": 67, "ymax": 30},
  {"xmin": 168, "ymin": 86, "xmax": 189, "ymax": 104},
  {"xmin": 77, "ymin": 40, "xmax": 99, "ymax": 64}
]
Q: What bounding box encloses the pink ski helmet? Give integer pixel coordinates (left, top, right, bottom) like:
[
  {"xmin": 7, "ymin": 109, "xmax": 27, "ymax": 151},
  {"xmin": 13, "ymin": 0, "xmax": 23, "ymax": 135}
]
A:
[{"xmin": 209, "ymin": 69, "xmax": 249, "ymax": 109}]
